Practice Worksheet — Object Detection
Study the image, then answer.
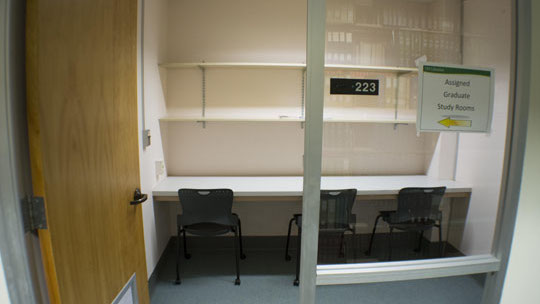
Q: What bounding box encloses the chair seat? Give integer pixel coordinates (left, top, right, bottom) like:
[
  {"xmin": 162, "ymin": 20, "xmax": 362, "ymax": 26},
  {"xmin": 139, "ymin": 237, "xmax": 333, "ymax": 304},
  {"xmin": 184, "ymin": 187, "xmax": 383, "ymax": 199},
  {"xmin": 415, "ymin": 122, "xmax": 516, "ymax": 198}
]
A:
[
  {"xmin": 183, "ymin": 222, "xmax": 232, "ymax": 236},
  {"xmin": 388, "ymin": 219, "xmax": 437, "ymax": 231}
]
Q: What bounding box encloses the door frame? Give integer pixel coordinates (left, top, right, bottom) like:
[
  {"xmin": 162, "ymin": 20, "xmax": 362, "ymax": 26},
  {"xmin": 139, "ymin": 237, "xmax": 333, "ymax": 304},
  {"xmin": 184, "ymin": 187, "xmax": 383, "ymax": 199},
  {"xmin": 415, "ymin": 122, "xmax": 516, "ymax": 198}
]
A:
[
  {"xmin": 0, "ymin": 0, "xmax": 43, "ymax": 303},
  {"xmin": 481, "ymin": 0, "xmax": 532, "ymax": 303}
]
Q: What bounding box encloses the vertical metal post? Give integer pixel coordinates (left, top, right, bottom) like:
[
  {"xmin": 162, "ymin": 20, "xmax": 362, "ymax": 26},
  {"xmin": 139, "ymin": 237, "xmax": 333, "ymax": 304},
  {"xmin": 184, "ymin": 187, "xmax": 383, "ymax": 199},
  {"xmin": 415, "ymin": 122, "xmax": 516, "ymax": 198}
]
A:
[
  {"xmin": 200, "ymin": 66, "xmax": 206, "ymax": 128},
  {"xmin": 301, "ymin": 69, "xmax": 306, "ymax": 129},
  {"xmin": 300, "ymin": 0, "xmax": 326, "ymax": 303},
  {"xmin": 301, "ymin": 69, "xmax": 306, "ymax": 119},
  {"xmin": 394, "ymin": 75, "xmax": 400, "ymax": 121},
  {"xmin": 393, "ymin": 73, "xmax": 401, "ymax": 130}
]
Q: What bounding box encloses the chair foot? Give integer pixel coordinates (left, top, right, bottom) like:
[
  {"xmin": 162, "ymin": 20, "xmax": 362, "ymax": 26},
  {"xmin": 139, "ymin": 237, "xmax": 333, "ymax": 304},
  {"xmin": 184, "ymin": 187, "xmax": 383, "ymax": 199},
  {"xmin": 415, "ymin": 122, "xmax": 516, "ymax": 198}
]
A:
[
  {"xmin": 293, "ymin": 279, "xmax": 299, "ymax": 286},
  {"xmin": 174, "ymin": 280, "xmax": 181, "ymax": 285},
  {"xmin": 241, "ymin": 253, "xmax": 246, "ymax": 260},
  {"xmin": 235, "ymin": 278, "xmax": 241, "ymax": 285},
  {"xmin": 285, "ymin": 255, "xmax": 291, "ymax": 261},
  {"xmin": 184, "ymin": 253, "xmax": 191, "ymax": 259}
]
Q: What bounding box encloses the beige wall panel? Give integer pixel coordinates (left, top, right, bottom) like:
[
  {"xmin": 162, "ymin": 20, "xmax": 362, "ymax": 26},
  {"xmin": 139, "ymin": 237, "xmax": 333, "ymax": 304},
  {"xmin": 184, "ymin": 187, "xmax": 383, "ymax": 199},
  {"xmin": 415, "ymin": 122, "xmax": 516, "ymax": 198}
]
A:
[
  {"xmin": 166, "ymin": 0, "xmax": 307, "ymax": 63},
  {"xmin": 165, "ymin": 122, "xmax": 436, "ymax": 176}
]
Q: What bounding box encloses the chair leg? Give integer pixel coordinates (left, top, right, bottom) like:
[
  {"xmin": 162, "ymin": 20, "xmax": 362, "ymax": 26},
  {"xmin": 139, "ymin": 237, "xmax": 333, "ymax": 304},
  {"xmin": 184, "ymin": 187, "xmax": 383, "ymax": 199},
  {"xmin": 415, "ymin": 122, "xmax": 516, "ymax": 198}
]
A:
[
  {"xmin": 233, "ymin": 227, "xmax": 241, "ymax": 286},
  {"xmin": 175, "ymin": 227, "xmax": 181, "ymax": 285},
  {"xmin": 438, "ymin": 225, "xmax": 443, "ymax": 257},
  {"xmin": 366, "ymin": 215, "xmax": 382, "ymax": 255},
  {"xmin": 233, "ymin": 213, "xmax": 246, "ymax": 259},
  {"xmin": 351, "ymin": 229, "xmax": 357, "ymax": 261},
  {"xmin": 388, "ymin": 227, "xmax": 394, "ymax": 261},
  {"xmin": 237, "ymin": 217, "xmax": 246, "ymax": 260},
  {"xmin": 415, "ymin": 230, "xmax": 424, "ymax": 252},
  {"xmin": 183, "ymin": 229, "xmax": 191, "ymax": 259},
  {"xmin": 339, "ymin": 232, "xmax": 345, "ymax": 257},
  {"xmin": 285, "ymin": 217, "xmax": 294, "ymax": 261},
  {"xmin": 294, "ymin": 226, "xmax": 301, "ymax": 286}
]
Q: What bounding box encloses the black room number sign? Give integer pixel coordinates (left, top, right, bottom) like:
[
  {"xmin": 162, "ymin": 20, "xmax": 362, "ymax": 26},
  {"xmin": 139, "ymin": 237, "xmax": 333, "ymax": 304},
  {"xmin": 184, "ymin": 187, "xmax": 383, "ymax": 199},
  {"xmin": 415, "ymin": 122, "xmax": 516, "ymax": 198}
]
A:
[{"xmin": 330, "ymin": 78, "xmax": 379, "ymax": 95}]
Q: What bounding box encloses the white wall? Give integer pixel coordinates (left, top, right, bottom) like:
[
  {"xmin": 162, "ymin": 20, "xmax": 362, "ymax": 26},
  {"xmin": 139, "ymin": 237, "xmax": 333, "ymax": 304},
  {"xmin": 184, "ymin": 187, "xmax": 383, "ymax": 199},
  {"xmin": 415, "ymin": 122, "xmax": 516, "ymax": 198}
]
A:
[
  {"xmin": 454, "ymin": 0, "xmax": 512, "ymax": 255},
  {"xmin": 165, "ymin": 122, "xmax": 435, "ymax": 176},
  {"xmin": 500, "ymin": 1, "xmax": 540, "ymax": 302},
  {"xmin": 166, "ymin": 0, "xmax": 307, "ymax": 63},
  {"xmin": 138, "ymin": 0, "xmax": 170, "ymax": 278},
  {"xmin": 0, "ymin": 255, "xmax": 10, "ymax": 304}
]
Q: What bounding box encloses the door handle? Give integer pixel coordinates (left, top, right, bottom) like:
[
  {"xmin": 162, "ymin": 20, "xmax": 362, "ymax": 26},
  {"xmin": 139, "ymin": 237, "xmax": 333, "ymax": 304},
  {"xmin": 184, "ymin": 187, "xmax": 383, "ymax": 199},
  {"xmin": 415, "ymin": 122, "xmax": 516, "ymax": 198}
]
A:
[{"xmin": 130, "ymin": 188, "xmax": 148, "ymax": 205}]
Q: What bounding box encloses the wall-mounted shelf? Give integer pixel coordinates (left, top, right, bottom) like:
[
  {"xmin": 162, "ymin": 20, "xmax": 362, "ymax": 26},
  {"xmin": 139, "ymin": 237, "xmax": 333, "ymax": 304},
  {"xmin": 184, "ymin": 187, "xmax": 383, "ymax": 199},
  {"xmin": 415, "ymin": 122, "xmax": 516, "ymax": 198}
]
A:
[
  {"xmin": 160, "ymin": 116, "xmax": 304, "ymax": 122},
  {"xmin": 324, "ymin": 64, "xmax": 417, "ymax": 73},
  {"xmin": 328, "ymin": 22, "xmax": 461, "ymax": 36},
  {"xmin": 159, "ymin": 62, "xmax": 306, "ymax": 69},
  {"xmin": 159, "ymin": 115, "xmax": 416, "ymax": 125},
  {"xmin": 158, "ymin": 62, "xmax": 418, "ymax": 74},
  {"xmin": 159, "ymin": 62, "xmax": 418, "ymax": 128}
]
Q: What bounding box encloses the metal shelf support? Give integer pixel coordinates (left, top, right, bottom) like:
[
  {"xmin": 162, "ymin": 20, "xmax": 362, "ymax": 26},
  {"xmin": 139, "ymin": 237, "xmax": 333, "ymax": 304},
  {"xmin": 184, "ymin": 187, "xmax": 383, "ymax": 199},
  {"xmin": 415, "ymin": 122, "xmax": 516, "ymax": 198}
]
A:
[{"xmin": 199, "ymin": 65, "xmax": 206, "ymax": 128}]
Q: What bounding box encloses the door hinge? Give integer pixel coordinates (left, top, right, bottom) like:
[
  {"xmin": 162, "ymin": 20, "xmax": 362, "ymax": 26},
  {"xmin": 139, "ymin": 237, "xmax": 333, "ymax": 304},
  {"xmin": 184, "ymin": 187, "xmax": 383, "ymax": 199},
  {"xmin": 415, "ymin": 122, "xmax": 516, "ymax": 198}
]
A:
[{"xmin": 23, "ymin": 196, "xmax": 47, "ymax": 233}]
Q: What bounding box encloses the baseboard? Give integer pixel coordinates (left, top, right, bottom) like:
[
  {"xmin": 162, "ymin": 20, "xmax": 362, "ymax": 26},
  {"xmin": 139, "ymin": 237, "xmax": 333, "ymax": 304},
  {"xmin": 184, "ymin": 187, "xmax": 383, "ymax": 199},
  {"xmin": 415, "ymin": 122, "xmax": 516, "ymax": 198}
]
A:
[{"xmin": 148, "ymin": 237, "xmax": 174, "ymax": 296}]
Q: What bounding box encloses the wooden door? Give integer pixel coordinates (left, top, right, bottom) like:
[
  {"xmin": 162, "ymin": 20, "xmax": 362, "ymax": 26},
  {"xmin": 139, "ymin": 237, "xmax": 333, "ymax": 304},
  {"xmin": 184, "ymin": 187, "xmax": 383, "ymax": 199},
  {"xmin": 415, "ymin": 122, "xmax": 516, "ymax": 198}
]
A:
[{"xmin": 26, "ymin": 0, "xmax": 149, "ymax": 303}]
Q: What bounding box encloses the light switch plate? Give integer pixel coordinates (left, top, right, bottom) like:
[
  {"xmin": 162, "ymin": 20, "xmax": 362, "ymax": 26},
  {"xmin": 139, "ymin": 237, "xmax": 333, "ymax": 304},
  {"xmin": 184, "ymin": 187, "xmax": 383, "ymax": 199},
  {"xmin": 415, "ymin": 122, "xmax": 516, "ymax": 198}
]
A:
[
  {"xmin": 143, "ymin": 129, "xmax": 151, "ymax": 148},
  {"xmin": 155, "ymin": 160, "xmax": 165, "ymax": 182}
]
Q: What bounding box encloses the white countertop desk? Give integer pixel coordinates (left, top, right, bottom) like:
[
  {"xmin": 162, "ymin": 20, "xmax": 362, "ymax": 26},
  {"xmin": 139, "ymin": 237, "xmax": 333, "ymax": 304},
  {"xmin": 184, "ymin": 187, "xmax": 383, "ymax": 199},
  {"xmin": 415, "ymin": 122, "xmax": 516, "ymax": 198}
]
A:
[
  {"xmin": 153, "ymin": 176, "xmax": 471, "ymax": 244},
  {"xmin": 152, "ymin": 175, "xmax": 472, "ymax": 201}
]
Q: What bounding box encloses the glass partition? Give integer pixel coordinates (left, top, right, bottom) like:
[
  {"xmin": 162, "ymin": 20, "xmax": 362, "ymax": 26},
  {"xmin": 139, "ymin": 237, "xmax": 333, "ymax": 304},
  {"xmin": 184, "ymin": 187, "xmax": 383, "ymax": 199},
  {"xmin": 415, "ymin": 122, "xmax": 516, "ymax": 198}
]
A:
[{"xmin": 312, "ymin": 0, "xmax": 512, "ymax": 277}]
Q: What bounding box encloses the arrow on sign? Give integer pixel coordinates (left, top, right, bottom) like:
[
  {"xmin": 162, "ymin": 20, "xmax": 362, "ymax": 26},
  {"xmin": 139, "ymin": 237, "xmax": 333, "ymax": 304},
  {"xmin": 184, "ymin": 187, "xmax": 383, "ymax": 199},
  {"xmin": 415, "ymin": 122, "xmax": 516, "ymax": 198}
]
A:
[{"xmin": 438, "ymin": 117, "xmax": 472, "ymax": 128}]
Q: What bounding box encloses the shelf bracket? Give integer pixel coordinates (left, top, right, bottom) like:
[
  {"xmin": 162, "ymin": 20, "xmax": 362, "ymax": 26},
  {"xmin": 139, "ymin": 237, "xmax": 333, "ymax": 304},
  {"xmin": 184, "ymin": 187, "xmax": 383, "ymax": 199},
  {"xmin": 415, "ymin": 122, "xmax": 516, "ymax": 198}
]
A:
[
  {"xmin": 393, "ymin": 123, "xmax": 409, "ymax": 130},
  {"xmin": 394, "ymin": 75, "xmax": 400, "ymax": 125},
  {"xmin": 199, "ymin": 64, "xmax": 206, "ymax": 128}
]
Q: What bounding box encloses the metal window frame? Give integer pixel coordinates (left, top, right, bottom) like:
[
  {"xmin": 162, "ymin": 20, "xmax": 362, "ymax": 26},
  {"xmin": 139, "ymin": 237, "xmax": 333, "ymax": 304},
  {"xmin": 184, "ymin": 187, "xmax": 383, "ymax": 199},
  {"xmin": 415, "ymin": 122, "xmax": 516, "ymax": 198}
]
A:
[
  {"xmin": 481, "ymin": 0, "xmax": 531, "ymax": 303},
  {"xmin": 299, "ymin": 0, "xmax": 326, "ymax": 303}
]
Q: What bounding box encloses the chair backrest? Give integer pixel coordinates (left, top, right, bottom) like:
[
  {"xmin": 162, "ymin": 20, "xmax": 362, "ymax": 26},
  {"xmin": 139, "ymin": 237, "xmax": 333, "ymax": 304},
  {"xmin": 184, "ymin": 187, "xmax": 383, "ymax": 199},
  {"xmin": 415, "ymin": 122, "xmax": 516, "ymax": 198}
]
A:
[
  {"xmin": 319, "ymin": 189, "xmax": 357, "ymax": 230},
  {"xmin": 393, "ymin": 187, "xmax": 446, "ymax": 223},
  {"xmin": 177, "ymin": 189, "xmax": 234, "ymax": 226}
]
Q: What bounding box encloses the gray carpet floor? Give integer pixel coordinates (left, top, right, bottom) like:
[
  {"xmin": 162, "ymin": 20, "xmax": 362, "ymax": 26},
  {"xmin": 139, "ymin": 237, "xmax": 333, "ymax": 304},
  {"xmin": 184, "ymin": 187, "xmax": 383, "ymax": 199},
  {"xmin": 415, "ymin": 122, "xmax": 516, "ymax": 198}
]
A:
[{"xmin": 149, "ymin": 237, "xmax": 485, "ymax": 304}]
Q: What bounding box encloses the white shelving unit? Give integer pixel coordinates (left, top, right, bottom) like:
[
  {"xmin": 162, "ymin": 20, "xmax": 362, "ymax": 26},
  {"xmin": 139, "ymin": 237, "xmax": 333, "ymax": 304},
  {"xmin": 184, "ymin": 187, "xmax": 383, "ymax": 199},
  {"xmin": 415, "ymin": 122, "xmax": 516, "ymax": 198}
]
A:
[{"xmin": 158, "ymin": 62, "xmax": 418, "ymax": 126}]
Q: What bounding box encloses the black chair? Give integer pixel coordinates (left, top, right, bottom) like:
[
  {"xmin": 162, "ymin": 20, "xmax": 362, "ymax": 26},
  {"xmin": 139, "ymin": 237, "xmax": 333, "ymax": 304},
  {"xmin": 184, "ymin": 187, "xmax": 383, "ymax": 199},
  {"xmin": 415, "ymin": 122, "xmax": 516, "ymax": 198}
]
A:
[
  {"xmin": 175, "ymin": 189, "xmax": 246, "ymax": 286},
  {"xmin": 285, "ymin": 189, "xmax": 357, "ymax": 286},
  {"xmin": 366, "ymin": 187, "xmax": 446, "ymax": 260}
]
